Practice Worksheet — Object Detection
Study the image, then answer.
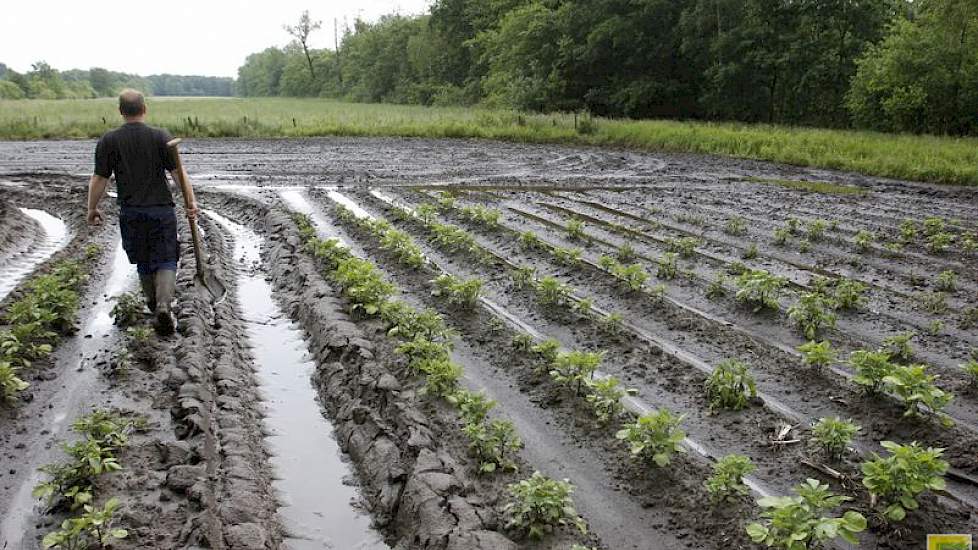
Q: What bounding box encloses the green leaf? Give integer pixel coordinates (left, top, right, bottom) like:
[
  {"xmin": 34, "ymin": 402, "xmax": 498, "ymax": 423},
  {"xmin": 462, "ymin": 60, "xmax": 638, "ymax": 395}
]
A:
[
  {"xmin": 885, "ymin": 504, "xmax": 906, "ymax": 522},
  {"xmin": 745, "ymin": 523, "xmax": 768, "ymax": 542}
]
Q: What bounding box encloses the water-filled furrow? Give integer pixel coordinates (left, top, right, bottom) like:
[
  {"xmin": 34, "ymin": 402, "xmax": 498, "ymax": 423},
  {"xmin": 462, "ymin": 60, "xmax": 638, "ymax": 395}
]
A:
[
  {"xmin": 0, "ymin": 208, "xmax": 71, "ymax": 302},
  {"xmin": 0, "ymin": 240, "xmax": 134, "ymax": 549},
  {"xmin": 204, "ymin": 209, "xmax": 387, "ymax": 550}
]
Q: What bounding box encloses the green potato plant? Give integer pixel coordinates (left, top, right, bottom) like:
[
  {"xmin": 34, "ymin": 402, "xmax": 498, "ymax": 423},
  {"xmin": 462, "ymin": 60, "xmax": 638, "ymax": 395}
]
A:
[
  {"xmin": 810, "ymin": 417, "xmax": 860, "ymax": 461},
  {"xmin": 724, "ymin": 216, "xmax": 747, "ymax": 236},
  {"xmin": 705, "ymin": 359, "xmax": 757, "ymax": 411},
  {"xmin": 463, "ymin": 418, "xmax": 523, "ymax": 474},
  {"xmin": 330, "ymin": 257, "xmax": 396, "ymax": 316},
  {"xmin": 705, "ymin": 454, "xmax": 755, "ymax": 503},
  {"xmin": 615, "ymin": 409, "xmax": 686, "ymax": 467},
  {"xmin": 656, "ymin": 252, "xmax": 678, "ymax": 280},
  {"xmin": 899, "ymin": 219, "xmax": 916, "ymax": 243},
  {"xmin": 735, "ymin": 269, "xmax": 787, "ymax": 312},
  {"xmin": 511, "ymin": 333, "xmax": 534, "ymax": 351},
  {"xmin": 566, "ymin": 217, "xmax": 586, "ymax": 240},
  {"xmin": 554, "ymin": 246, "xmax": 582, "ymax": 265},
  {"xmin": 797, "ymin": 340, "xmax": 836, "ymax": 370},
  {"xmin": 110, "ymin": 292, "xmax": 144, "ymax": 327},
  {"xmin": 666, "ymin": 237, "xmax": 699, "ymax": 258},
  {"xmin": 550, "ymin": 350, "xmax": 603, "ymax": 396},
  {"xmin": 882, "ymin": 332, "xmax": 914, "ymax": 363},
  {"xmin": 832, "ymin": 279, "xmax": 868, "ymax": 310},
  {"xmin": 927, "ymin": 231, "xmax": 954, "ymax": 253},
  {"xmin": 849, "ymin": 349, "xmax": 895, "ymax": 394},
  {"xmin": 962, "ymin": 359, "xmax": 978, "ymax": 387},
  {"xmin": 773, "ymin": 227, "xmax": 791, "ymax": 246},
  {"xmin": 584, "ymin": 376, "xmax": 636, "ymax": 424},
  {"xmin": 431, "ymin": 222, "xmax": 478, "ymax": 255},
  {"xmin": 535, "ymin": 277, "xmax": 573, "ymax": 306},
  {"xmin": 530, "ymin": 338, "xmax": 561, "ymax": 366},
  {"xmin": 916, "ymin": 291, "xmax": 948, "ymax": 314},
  {"xmin": 431, "ymin": 274, "xmax": 483, "ymax": 309},
  {"xmin": 861, "ymin": 441, "xmax": 948, "ymax": 522},
  {"xmin": 0, "ymin": 360, "xmax": 29, "ymax": 401},
  {"xmin": 854, "ymin": 230, "xmax": 875, "ymax": 252},
  {"xmin": 883, "ymin": 364, "xmax": 953, "ymax": 420},
  {"xmin": 518, "ymin": 231, "xmax": 542, "ymax": 250},
  {"xmin": 788, "ymin": 292, "xmax": 837, "ymax": 340},
  {"xmin": 415, "ymin": 203, "xmax": 438, "ymax": 226},
  {"xmin": 746, "ymin": 478, "xmax": 866, "ymax": 549},
  {"xmin": 42, "ymin": 497, "xmax": 128, "ymax": 549},
  {"xmin": 511, "ymin": 266, "xmax": 536, "ymax": 290},
  {"xmin": 461, "ymin": 204, "xmax": 501, "ymax": 228},
  {"xmin": 742, "ymin": 243, "xmax": 759, "ymax": 260},
  {"xmin": 935, "ymin": 270, "xmax": 957, "ymax": 292},
  {"xmin": 705, "ymin": 273, "xmax": 728, "ymax": 299},
  {"xmin": 806, "ymin": 219, "xmax": 828, "ymax": 242},
  {"xmin": 600, "ymin": 312, "xmax": 624, "ymax": 335},
  {"xmin": 379, "ymin": 227, "xmax": 425, "ymax": 268},
  {"xmin": 504, "ymin": 472, "xmax": 587, "ymax": 540},
  {"xmin": 616, "ymin": 242, "xmax": 638, "ymax": 263}
]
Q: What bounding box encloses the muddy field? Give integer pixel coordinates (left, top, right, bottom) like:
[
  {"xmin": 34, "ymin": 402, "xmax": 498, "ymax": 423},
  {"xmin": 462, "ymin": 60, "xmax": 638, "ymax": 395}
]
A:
[{"xmin": 1, "ymin": 137, "xmax": 977, "ymax": 550}]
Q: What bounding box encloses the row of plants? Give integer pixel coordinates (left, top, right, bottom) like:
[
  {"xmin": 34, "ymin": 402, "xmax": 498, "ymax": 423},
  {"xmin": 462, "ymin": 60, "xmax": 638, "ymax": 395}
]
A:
[
  {"xmin": 294, "ymin": 211, "xmax": 589, "ymax": 541},
  {"xmin": 33, "ymin": 409, "xmax": 133, "ymax": 548},
  {"xmin": 1, "ymin": 247, "xmax": 99, "ymax": 402},
  {"xmin": 358, "ymin": 195, "xmax": 960, "ymax": 548}
]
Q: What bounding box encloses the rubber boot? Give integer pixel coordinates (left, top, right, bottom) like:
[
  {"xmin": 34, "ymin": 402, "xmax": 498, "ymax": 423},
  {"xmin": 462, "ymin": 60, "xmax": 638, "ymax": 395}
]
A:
[
  {"xmin": 154, "ymin": 269, "xmax": 176, "ymax": 335},
  {"xmin": 139, "ymin": 274, "xmax": 157, "ymax": 313}
]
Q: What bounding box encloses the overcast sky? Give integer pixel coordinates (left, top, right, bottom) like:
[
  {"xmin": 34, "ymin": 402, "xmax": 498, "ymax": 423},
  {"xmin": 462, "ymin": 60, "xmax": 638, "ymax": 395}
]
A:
[{"xmin": 1, "ymin": 0, "xmax": 432, "ymax": 78}]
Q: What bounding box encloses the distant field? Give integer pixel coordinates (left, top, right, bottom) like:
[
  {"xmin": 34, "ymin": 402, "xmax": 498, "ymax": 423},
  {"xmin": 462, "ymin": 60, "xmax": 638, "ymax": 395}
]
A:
[{"xmin": 2, "ymin": 97, "xmax": 977, "ymax": 186}]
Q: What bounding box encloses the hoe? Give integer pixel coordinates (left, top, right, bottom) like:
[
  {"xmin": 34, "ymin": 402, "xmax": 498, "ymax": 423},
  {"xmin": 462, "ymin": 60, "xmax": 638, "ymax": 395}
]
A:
[{"xmin": 166, "ymin": 138, "xmax": 228, "ymax": 304}]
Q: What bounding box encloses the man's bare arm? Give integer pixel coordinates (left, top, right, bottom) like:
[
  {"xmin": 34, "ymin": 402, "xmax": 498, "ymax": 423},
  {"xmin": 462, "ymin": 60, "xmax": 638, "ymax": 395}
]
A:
[
  {"xmin": 168, "ymin": 170, "xmax": 199, "ymax": 219},
  {"xmin": 87, "ymin": 174, "xmax": 110, "ymax": 225}
]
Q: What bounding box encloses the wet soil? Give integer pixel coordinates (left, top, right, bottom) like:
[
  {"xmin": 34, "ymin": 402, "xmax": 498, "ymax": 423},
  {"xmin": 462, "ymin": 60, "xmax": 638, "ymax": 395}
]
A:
[{"xmin": 2, "ymin": 137, "xmax": 977, "ymax": 550}]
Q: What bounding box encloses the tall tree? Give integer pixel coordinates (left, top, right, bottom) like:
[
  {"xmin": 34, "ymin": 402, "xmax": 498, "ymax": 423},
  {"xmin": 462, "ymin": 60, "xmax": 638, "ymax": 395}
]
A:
[{"xmin": 284, "ymin": 10, "xmax": 322, "ymax": 79}]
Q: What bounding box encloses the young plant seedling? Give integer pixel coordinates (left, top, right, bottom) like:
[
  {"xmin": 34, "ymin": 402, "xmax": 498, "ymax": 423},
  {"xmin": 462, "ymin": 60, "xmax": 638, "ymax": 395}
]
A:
[
  {"xmin": 882, "ymin": 332, "xmax": 915, "ymax": 363},
  {"xmin": 705, "ymin": 273, "xmax": 728, "ymax": 299},
  {"xmin": 832, "ymin": 279, "xmax": 868, "ymax": 310},
  {"xmin": 511, "ymin": 333, "xmax": 534, "ymax": 352},
  {"xmin": 849, "ymin": 349, "xmax": 894, "ymax": 394},
  {"xmin": 797, "ymin": 340, "xmax": 836, "ymax": 370},
  {"xmin": 746, "ymin": 479, "xmax": 866, "ymax": 549},
  {"xmin": 788, "ymin": 292, "xmax": 837, "ymax": 340},
  {"xmin": 724, "ymin": 216, "xmax": 747, "ymax": 236},
  {"xmin": 772, "ymin": 227, "xmax": 791, "ymax": 246},
  {"xmin": 616, "ymin": 243, "xmax": 637, "ymax": 263},
  {"xmin": 861, "ymin": 441, "xmax": 948, "ymax": 523},
  {"xmin": 810, "ymin": 417, "xmax": 860, "ymax": 461},
  {"xmin": 554, "ymin": 246, "xmax": 582, "ymax": 265},
  {"xmin": 916, "ymin": 291, "xmax": 948, "ymax": 314},
  {"xmin": 600, "ymin": 312, "xmax": 624, "ymax": 335},
  {"xmin": 854, "ymin": 230, "xmax": 875, "ymax": 252},
  {"xmin": 656, "ymin": 252, "xmax": 678, "ymax": 280},
  {"xmin": 42, "ymin": 497, "xmax": 128, "ymax": 549},
  {"xmin": 530, "ymin": 338, "xmax": 561, "ymax": 367},
  {"xmin": 735, "ymin": 269, "xmax": 787, "ymax": 312},
  {"xmin": 615, "ymin": 408, "xmax": 686, "ymax": 467},
  {"xmin": 705, "ymin": 454, "xmax": 755, "ymax": 503},
  {"xmin": 0, "ymin": 361, "xmax": 29, "ymax": 401},
  {"xmin": 431, "ymin": 274, "xmax": 483, "ymax": 309},
  {"xmin": 899, "ymin": 219, "xmax": 917, "ymax": 243},
  {"xmin": 585, "ymin": 376, "xmax": 636, "ymax": 424},
  {"xmin": 534, "ymin": 277, "xmax": 572, "ymax": 306},
  {"xmin": 883, "ymin": 364, "xmax": 953, "ymax": 421},
  {"xmin": 517, "ymin": 231, "xmax": 542, "ymax": 250},
  {"xmin": 511, "ymin": 266, "xmax": 536, "ymax": 290},
  {"xmin": 806, "ymin": 219, "xmax": 828, "ymax": 242},
  {"xmin": 566, "ymin": 217, "xmax": 586, "ymax": 241},
  {"xmin": 550, "ymin": 350, "xmax": 603, "ymax": 396},
  {"xmin": 935, "ymin": 270, "xmax": 957, "ymax": 292},
  {"xmin": 463, "ymin": 417, "xmax": 522, "ymax": 474},
  {"xmin": 705, "ymin": 359, "xmax": 757, "ymax": 411},
  {"xmin": 666, "ymin": 237, "xmax": 699, "ymax": 258},
  {"xmin": 961, "ymin": 359, "xmax": 978, "ymax": 387},
  {"xmin": 742, "ymin": 243, "xmax": 759, "ymax": 260},
  {"xmin": 504, "ymin": 472, "xmax": 587, "ymax": 540}
]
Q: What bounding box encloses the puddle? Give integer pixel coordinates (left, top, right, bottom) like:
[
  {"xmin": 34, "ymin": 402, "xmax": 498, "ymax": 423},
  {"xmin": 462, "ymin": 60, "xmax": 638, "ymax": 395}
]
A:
[
  {"xmin": 0, "ymin": 208, "xmax": 70, "ymax": 302},
  {"xmin": 204, "ymin": 210, "xmax": 387, "ymax": 550},
  {"xmin": 0, "ymin": 240, "xmax": 135, "ymax": 549}
]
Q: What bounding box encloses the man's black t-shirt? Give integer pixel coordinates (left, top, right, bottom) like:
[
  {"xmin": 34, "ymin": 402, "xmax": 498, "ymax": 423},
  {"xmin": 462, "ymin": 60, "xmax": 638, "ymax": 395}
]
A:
[{"xmin": 94, "ymin": 122, "xmax": 176, "ymax": 207}]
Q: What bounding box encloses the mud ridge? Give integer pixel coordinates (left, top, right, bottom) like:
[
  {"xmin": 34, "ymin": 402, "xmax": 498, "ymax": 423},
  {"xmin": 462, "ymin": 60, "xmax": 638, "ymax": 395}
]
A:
[{"xmin": 208, "ymin": 192, "xmax": 519, "ymax": 550}]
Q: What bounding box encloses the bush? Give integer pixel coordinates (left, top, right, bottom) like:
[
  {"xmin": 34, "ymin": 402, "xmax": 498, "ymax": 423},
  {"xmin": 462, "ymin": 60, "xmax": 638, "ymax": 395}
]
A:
[
  {"xmin": 705, "ymin": 359, "xmax": 757, "ymax": 411},
  {"xmin": 615, "ymin": 409, "xmax": 686, "ymax": 467},
  {"xmin": 746, "ymin": 479, "xmax": 866, "ymax": 549},
  {"xmin": 705, "ymin": 454, "xmax": 755, "ymax": 503},
  {"xmin": 861, "ymin": 441, "xmax": 948, "ymax": 522},
  {"xmin": 504, "ymin": 472, "xmax": 587, "ymax": 539}
]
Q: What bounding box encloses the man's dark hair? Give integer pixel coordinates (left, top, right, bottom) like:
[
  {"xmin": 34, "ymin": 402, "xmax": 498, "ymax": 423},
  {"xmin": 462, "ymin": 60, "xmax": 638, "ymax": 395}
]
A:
[{"xmin": 118, "ymin": 89, "xmax": 146, "ymax": 117}]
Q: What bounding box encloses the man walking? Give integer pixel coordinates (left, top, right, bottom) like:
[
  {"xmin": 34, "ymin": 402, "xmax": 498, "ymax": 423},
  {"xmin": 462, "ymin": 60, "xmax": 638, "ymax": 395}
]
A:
[{"xmin": 86, "ymin": 89, "xmax": 198, "ymax": 335}]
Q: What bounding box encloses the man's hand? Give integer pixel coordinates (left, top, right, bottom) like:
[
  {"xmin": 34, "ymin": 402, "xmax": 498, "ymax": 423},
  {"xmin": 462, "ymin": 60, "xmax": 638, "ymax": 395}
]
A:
[
  {"xmin": 87, "ymin": 208, "xmax": 103, "ymax": 226},
  {"xmin": 186, "ymin": 202, "xmax": 200, "ymax": 220}
]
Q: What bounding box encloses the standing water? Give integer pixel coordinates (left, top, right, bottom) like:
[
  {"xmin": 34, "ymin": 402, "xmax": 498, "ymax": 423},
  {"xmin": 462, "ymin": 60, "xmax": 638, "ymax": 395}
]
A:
[
  {"xmin": 0, "ymin": 240, "xmax": 135, "ymax": 548},
  {"xmin": 204, "ymin": 210, "xmax": 387, "ymax": 550},
  {"xmin": 0, "ymin": 208, "xmax": 70, "ymax": 302}
]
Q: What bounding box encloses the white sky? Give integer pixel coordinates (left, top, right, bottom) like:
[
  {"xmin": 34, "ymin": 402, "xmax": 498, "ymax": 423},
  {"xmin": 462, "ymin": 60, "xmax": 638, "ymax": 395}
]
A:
[{"xmin": 1, "ymin": 0, "xmax": 432, "ymax": 78}]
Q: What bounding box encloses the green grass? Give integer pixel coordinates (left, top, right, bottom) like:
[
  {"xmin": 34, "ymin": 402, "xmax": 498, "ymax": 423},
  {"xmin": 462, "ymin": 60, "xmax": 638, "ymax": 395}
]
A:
[
  {"xmin": 745, "ymin": 177, "xmax": 869, "ymax": 195},
  {"xmin": 2, "ymin": 97, "xmax": 977, "ymax": 186}
]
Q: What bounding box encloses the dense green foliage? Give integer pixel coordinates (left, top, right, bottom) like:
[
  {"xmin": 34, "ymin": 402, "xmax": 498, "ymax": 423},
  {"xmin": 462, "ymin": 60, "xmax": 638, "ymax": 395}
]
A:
[
  {"xmin": 0, "ymin": 61, "xmax": 232, "ymax": 99},
  {"xmin": 235, "ymin": 0, "xmax": 978, "ymax": 135}
]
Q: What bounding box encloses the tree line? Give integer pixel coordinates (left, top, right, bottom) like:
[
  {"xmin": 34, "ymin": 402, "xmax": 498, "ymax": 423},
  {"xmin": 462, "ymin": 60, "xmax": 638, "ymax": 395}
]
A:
[
  {"xmin": 238, "ymin": 0, "xmax": 978, "ymax": 136},
  {"xmin": 0, "ymin": 62, "xmax": 234, "ymax": 100}
]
